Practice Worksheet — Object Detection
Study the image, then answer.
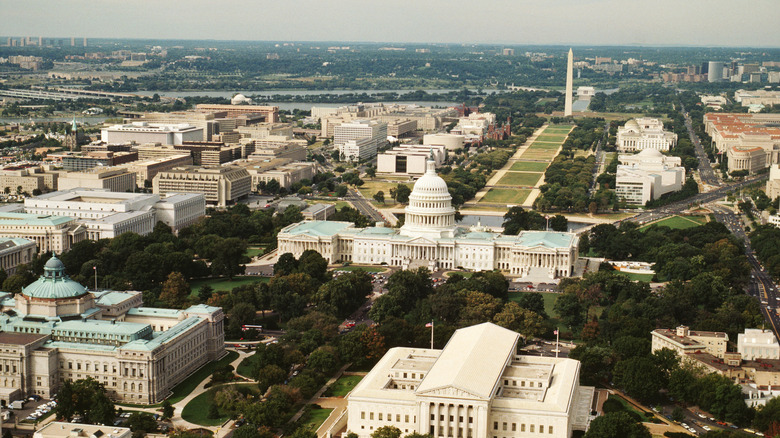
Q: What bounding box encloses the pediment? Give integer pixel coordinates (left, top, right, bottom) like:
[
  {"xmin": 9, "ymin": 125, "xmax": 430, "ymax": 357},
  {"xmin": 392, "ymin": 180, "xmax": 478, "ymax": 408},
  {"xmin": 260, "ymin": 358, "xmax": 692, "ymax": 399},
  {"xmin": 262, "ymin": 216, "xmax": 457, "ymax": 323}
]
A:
[
  {"xmin": 293, "ymin": 233, "xmax": 322, "ymax": 241},
  {"xmin": 517, "ymin": 244, "xmax": 557, "ymax": 253},
  {"xmin": 417, "ymin": 385, "xmax": 485, "ymax": 400},
  {"xmin": 404, "ymin": 236, "xmax": 437, "ymax": 245}
]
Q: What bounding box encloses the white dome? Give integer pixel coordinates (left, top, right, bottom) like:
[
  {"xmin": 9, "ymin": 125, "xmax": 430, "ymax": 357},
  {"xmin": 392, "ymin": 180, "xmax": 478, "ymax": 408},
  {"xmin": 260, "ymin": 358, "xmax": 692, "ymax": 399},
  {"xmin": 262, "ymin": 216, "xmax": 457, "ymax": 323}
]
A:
[
  {"xmin": 624, "ymin": 119, "xmax": 640, "ymax": 132},
  {"xmin": 411, "ymin": 168, "xmax": 450, "ymax": 197},
  {"xmin": 400, "ymin": 158, "xmax": 457, "ymax": 239},
  {"xmin": 231, "ymin": 94, "xmax": 251, "ymax": 105}
]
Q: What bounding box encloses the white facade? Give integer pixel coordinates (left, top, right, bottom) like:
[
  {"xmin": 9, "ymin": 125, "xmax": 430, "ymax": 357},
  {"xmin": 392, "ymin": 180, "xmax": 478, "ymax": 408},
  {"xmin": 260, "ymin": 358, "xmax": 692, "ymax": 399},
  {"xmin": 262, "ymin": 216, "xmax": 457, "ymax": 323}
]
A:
[
  {"xmin": 342, "ymin": 323, "xmax": 594, "ymax": 438},
  {"xmin": 616, "ymin": 118, "xmax": 677, "ymax": 152},
  {"xmin": 768, "ymin": 165, "xmax": 780, "ymax": 201},
  {"xmin": 278, "ymin": 158, "xmax": 578, "ymax": 281},
  {"xmin": 338, "ymin": 137, "xmax": 375, "ymax": 162},
  {"xmin": 101, "ymin": 122, "xmax": 203, "ymax": 146},
  {"xmin": 24, "ymin": 189, "xmax": 205, "ymax": 239},
  {"xmin": 450, "ymin": 113, "xmax": 496, "ymax": 137},
  {"xmin": 738, "ymin": 329, "xmax": 780, "ymax": 360},
  {"xmin": 334, "ymin": 120, "xmax": 388, "ymax": 160},
  {"xmin": 377, "ymin": 145, "xmax": 446, "ymax": 176},
  {"xmin": 423, "ymin": 133, "xmax": 466, "ymax": 152},
  {"xmin": 36, "ymin": 423, "xmax": 131, "ymax": 438},
  {"xmin": 651, "ymin": 326, "xmax": 728, "ymax": 359},
  {"xmin": 615, "ymin": 149, "xmax": 685, "ymax": 205}
]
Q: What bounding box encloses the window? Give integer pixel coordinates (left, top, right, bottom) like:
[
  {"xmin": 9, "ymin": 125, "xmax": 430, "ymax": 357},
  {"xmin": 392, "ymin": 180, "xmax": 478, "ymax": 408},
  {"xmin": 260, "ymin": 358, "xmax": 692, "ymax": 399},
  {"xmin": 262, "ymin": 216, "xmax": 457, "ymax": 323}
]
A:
[
  {"xmin": 378, "ymin": 413, "xmax": 383, "ymax": 421},
  {"xmin": 548, "ymin": 426, "xmax": 553, "ymax": 434},
  {"xmin": 405, "ymin": 415, "xmax": 409, "ymax": 423},
  {"xmin": 370, "ymin": 413, "xmax": 374, "ymax": 420},
  {"xmin": 521, "ymin": 424, "xmax": 525, "ymax": 432},
  {"xmin": 431, "ymin": 415, "xmax": 435, "ymax": 421},
  {"xmin": 361, "ymin": 412, "xmax": 365, "ymax": 420},
  {"xmin": 502, "ymin": 422, "xmax": 507, "ymax": 431},
  {"xmin": 493, "ymin": 422, "xmax": 498, "ymax": 430},
  {"xmin": 530, "ymin": 425, "xmax": 534, "ymax": 433},
  {"xmin": 396, "ymin": 415, "xmax": 400, "ymax": 422},
  {"xmin": 539, "ymin": 425, "xmax": 544, "ymax": 433},
  {"xmin": 511, "ymin": 424, "xmax": 516, "ymax": 432}
]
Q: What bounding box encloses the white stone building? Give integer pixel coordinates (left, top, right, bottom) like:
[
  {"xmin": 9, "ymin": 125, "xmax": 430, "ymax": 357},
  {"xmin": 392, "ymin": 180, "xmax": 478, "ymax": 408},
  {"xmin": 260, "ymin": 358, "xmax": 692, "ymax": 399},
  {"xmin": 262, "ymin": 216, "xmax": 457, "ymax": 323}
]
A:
[
  {"xmin": 334, "ymin": 120, "xmax": 388, "ymax": 162},
  {"xmin": 339, "ymin": 137, "xmax": 376, "ymax": 163},
  {"xmin": 377, "ymin": 145, "xmax": 446, "ymax": 176},
  {"xmin": 24, "ymin": 189, "xmax": 206, "ymax": 239},
  {"xmin": 0, "ymin": 256, "xmax": 224, "ymax": 404},
  {"xmin": 278, "ymin": 158, "xmax": 578, "ymax": 281},
  {"xmin": 153, "ymin": 166, "xmax": 251, "ymax": 207},
  {"xmin": 341, "ymin": 323, "xmax": 594, "ymax": 438},
  {"xmin": 616, "ymin": 118, "xmax": 677, "ymax": 152},
  {"xmin": 738, "ymin": 328, "xmax": 780, "ymax": 360},
  {"xmin": 36, "ymin": 423, "xmax": 131, "ymax": 438},
  {"xmin": 101, "ymin": 122, "xmax": 204, "ymax": 146},
  {"xmin": 651, "ymin": 326, "xmax": 728, "ymax": 359},
  {"xmin": 615, "ymin": 149, "xmax": 685, "ymax": 205},
  {"xmin": 0, "ymin": 237, "xmax": 36, "ymax": 274}
]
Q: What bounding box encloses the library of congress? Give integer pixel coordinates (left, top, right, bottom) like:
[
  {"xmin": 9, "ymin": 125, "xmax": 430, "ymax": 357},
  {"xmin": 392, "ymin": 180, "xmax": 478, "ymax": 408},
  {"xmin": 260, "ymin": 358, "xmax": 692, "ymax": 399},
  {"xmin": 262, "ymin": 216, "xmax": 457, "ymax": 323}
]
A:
[
  {"xmin": 0, "ymin": 256, "xmax": 224, "ymax": 405},
  {"xmin": 278, "ymin": 157, "xmax": 579, "ymax": 280}
]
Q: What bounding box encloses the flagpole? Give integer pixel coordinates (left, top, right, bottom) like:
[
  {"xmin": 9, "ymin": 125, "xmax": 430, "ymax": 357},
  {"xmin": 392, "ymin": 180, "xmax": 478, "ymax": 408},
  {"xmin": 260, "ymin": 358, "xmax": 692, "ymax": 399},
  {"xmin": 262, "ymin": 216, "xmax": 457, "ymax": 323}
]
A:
[
  {"xmin": 555, "ymin": 329, "xmax": 559, "ymax": 358},
  {"xmin": 430, "ymin": 320, "xmax": 434, "ymax": 350},
  {"xmin": 94, "ymin": 265, "xmax": 98, "ymax": 291}
]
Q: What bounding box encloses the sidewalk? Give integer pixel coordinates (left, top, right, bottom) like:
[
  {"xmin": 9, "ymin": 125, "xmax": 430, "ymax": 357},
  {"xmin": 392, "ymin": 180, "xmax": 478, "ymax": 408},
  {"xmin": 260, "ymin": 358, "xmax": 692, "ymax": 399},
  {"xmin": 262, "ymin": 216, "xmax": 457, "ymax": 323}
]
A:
[{"xmin": 288, "ymin": 363, "xmax": 351, "ymax": 424}]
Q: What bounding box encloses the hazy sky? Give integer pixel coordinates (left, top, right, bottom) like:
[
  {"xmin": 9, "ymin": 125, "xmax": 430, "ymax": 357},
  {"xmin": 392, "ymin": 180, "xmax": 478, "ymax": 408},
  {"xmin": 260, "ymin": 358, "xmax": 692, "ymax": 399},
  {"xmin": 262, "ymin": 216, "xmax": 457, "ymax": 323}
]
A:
[{"xmin": 2, "ymin": 0, "xmax": 779, "ymax": 47}]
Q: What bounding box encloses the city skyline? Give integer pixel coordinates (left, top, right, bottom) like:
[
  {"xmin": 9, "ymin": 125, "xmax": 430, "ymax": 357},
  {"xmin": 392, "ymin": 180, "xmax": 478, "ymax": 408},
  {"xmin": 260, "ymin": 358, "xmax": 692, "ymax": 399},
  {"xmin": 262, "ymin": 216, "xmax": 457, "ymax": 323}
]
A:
[{"xmin": 2, "ymin": 0, "xmax": 780, "ymax": 48}]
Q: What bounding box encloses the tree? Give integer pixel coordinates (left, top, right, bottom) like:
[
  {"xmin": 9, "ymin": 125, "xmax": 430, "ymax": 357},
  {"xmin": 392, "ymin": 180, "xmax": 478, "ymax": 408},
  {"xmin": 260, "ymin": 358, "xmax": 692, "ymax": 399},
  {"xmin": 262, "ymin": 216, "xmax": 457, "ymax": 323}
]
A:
[
  {"xmin": 315, "ymin": 271, "xmax": 373, "ymax": 318},
  {"xmin": 162, "ymin": 400, "xmax": 174, "ymax": 420},
  {"xmin": 335, "ymin": 184, "xmax": 348, "ymax": 197},
  {"xmin": 459, "ymin": 291, "xmax": 502, "ymax": 326},
  {"xmin": 371, "ymin": 426, "xmax": 402, "ymax": 438},
  {"xmin": 256, "ymin": 364, "xmax": 287, "ymax": 393},
  {"xmin": 373, "ymin": 191, "xmax": 385, "ymax": 204},
  {"xmin": 366, "ymin": 167, "xmax": 376, "ymax": 178},
  {"xmin": 123, "ymin": 412, "xmax": 158, "ymax": 435},
  {"xmin": 502, "ymin": 206, "xmax": 545, "ymax": 235},
  {"xmin": 390, "ymin": 184, "xmax": 411, "ymax": 203},
  {"xmin": 612, "ymin": 356, "xmax": 663, "ymax": 403},
  {"xmin": 584, "ymin": 412, "xmax": 651, "ymax": 438},
  {"xmin": 55, "ymin": 378, "xmax": 116, "ymax": 425},
  {"xmin": 493, "ymin": 302, "xmax": 544, "ymax": 337},
  {"xmin": 549, "ymin": 214, "xmax": 568, "ymax": 232},
  {"xmin": 198, "ymin": 284, "xmax": 214, "ymax": 302},
  {"xmin": 512, "ymin": 292, "xmax": 548, "ymax": 318},
  {"xmin": 159, "ymin": 272, "xmax": 190, "ymax": 308}
]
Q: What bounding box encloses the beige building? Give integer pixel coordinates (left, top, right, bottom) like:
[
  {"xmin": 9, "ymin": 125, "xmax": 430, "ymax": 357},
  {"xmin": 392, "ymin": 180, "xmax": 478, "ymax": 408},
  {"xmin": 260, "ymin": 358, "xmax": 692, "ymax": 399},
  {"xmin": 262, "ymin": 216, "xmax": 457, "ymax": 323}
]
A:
[
  {"xmin": 246, "ymin": 139, "xmax": 307, "ymax": 162},
  {"xmin": 0, "ymin": 213, "xmax": 86, "ymax": 254},
  {"xmin": 728, "ymin": 146, "xmax": 768, "ymax": 174},
  {"xmin": 239, "ymin": 160, "xmax": 317, "ymax": 190},
  {"xmin": 35, "ymin": 423, "xmax": 131, "ymax": 438},
  {"xmin": 651, "ymin": 326, "xmax": 728, "ymax": 359},
  {"xmin": 236, "ymin": 123, "xmax": 293, "ymax": 140},
  {"xmin": 57, "ymin": 167, "xmax": 137, "ymax": 193},
  {"xmin": 703, "ymin": 113, "xmax": 780, "ymax": 173},
  {"xmin": 738, "ymin": 328, "xmax": 780, "ymax": 360},
  {"xmin": 0, "ymin": 237, "xmax": 36, "ymax": 274},
  {"xmin": 0, "ymin": 256, "xmax": 225, "ymax": 404},
  {"xmin": 342, "ymin": 323, "xmax": 594, "ymax": 438},
  {"xmin": 117, "ymin": 154, "xmax": 193, "ymax": 187},
  {"xmin": 377, "ymin": 145, "xmax": 446, "ymax": 176},
  {"xmin": 153, "ymin": 166, "xmax": 251, "ymax": 207},
  {"xmin": 195, "ymin": 104, "xmax": 280, "ymax": 123},
  {"xmin": 0, "ymin": 166, "xmax": 59, "ymax": 194},
  {"xmin": 767, "ymin": 164, "xmax": 780, "ymax": 200},
  {"xmin": 101, "ymin": 123, "xmax": 204, "ymax": 146}
]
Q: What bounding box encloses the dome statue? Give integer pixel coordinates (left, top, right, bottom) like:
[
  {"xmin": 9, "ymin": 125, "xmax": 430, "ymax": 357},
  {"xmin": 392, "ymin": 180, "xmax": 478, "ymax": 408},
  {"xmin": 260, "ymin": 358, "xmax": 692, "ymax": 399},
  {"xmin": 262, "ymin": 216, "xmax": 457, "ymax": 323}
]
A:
[
  {"xmin": 399, "ymin": 154, "xmax": 457, "ymax": 239},
  {"xmin": 22, "ymin": 254, "xmax": 87, "ymax": 300}
]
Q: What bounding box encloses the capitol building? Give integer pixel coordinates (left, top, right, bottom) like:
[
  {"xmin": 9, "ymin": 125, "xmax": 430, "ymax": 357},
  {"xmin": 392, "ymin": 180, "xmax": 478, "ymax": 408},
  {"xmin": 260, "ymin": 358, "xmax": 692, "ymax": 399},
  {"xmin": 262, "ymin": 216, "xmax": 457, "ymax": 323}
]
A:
[
  {"xmin": 0, "ymin": 256, "xmax": 224, "ymax": 405},
  {"xmin": 278, "ymin": 158, "xmax": 579, "ymax": 280}
]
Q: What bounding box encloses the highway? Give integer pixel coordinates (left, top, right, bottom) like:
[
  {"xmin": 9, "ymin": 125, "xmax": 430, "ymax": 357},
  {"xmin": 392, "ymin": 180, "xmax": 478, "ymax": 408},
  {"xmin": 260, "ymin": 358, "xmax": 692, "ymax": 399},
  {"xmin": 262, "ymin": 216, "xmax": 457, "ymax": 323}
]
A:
[{"xmin": 346, "ymin": 188, "xmax": 385, "ymax": 223}]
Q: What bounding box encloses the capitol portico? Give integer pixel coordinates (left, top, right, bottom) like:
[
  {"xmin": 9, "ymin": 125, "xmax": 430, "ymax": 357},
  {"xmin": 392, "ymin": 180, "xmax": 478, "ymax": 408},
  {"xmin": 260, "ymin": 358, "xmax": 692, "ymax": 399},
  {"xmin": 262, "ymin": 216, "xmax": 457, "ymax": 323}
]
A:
[{"xmin": 278, "ymin": 157, "xmax": 579, "ymax": 281}]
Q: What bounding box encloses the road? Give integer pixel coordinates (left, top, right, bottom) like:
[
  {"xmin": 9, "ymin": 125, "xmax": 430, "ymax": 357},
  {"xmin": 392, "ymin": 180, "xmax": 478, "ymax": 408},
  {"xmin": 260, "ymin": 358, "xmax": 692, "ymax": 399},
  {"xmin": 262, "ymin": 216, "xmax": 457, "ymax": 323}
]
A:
[
  {"xmin": 627, "ymin": 174, "xmax": 768, "ymax": 225},
  {"xmin": 346, "ymin": 188, "xmax": 385, "ymax": 223},
  {"xmin": 680, "ymin": 104, "xmax": 720, "ymax": 186}
]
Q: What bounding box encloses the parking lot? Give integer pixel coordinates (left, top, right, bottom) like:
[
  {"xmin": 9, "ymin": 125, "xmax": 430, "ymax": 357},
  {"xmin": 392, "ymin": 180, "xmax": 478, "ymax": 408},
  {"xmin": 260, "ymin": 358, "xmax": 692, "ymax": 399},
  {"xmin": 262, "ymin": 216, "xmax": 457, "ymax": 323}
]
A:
[{"xmin": 6, "ymin": 396, "xmax": 56, "ymax": 423}]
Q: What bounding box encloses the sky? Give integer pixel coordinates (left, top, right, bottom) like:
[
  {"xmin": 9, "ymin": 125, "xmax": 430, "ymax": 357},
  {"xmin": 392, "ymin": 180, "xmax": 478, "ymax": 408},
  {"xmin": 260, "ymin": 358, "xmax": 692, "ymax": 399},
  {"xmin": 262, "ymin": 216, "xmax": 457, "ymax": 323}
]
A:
[{"xmin": 2, "ymin": 0, "xmax": 780, "ymax": 47}]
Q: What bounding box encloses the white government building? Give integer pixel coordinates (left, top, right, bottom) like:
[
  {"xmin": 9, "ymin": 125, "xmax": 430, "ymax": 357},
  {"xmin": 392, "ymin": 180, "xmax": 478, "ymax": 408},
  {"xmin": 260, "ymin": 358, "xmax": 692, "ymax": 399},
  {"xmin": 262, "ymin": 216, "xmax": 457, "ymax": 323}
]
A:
[
  {"xmin": 340, "ymin": 323, "xmax": 594, "ymax": 438},
  {"xmin": 617, "ymin": 118, "xmax": 677, "ymax": 152},
  {"xmin": 278, "ymin": 157, "xmax": 578, "ymax": 281},
  {"xmin": 615, "ymin": 149, "xmax": 685, "ymax": 205},
  {"xmin": 24, "ymin": 188, "xmax": 206, "ymax": 238},
  {"xmin": 0, "ymin": 255, "xmax": 224, "ymax": 405}
]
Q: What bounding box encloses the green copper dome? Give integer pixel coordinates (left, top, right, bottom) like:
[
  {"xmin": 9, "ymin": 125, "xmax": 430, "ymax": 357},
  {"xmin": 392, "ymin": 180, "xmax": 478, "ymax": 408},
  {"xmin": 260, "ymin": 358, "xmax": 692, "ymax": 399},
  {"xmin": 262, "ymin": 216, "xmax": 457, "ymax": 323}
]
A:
[{"xmin": 22, "ymin": 255, "xmax": 87, "ymax": 299}]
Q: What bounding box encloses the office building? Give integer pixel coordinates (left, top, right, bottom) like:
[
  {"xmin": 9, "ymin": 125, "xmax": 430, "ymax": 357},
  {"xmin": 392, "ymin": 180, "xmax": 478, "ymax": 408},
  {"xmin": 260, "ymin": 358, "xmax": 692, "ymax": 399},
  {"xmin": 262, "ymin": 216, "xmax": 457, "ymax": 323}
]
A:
[
  {"xmin": 728, "ymin": 146, "xmax": 767, "ymax": 174},
  {"xmin": 61, "ymin": 152, "xmax": 138, "ymax": 172},
  {"xmin": 334, "ymin": 120, "xmax": 388, "ymax": 161},
  {"xmin": 341, "ymin": 323, "xmax": 594, "ymax": 438},
  {"xmin": 101, "ymin": 123, "xmax": 203, "ymax": 146},
  {"xmin": 708, "ymin": 61, "xmax": 726, "ymax": 82},
  {"xmin": 377, "ymin": 145, "xmax": 446, "ymax": 176},
  {"xmin": 450, "ymin": 113, "xmax": 496, "ymax": 137},
  {"xmin": 24, "ymin": 189, "xmax": 205, "ymax": 239},
  {"xmin": 279, "ymin": 157, "xmax": 578, "ymax": 280},
  {"xmin": 735, "ymin": 89, "xmax": 780, "ymax": 107},
  {"xmin": 116, "ymin": 154, "xmax": 193, "ymax": 187},
  {"xmin": 195, "ymin": 104, "xmax": 279, "ymax": 123},
  {"xmin": 239, "ymin": 160, "xmax": 317, "ymax": 190},
  {"xmin": 302, "ymin": 204, "xmax": 335, "ymax": 221},
  {"xmin": 0, "ymin": 213, "xmax": 86, "ymax": 254},
  {"xmin": 57, "ymin": 167, "xmax": 137, "ymax": 193},
  {"xmin": 153, "ymin": 166, "xmax": 251, "ymax": 207},
  {"xmin": 615, "ymin": 149, "xmax": 685, "ymax": 205},
  {"xmin": 616, "ymin": 118, "xmax": 677, "ymax": 152},
  {"xmin": 767, "ymin": 164, "xmax": 780, "ymax": 200},
  {"xmin": 0, "ymin": 255, "xmax": 224, "ymax": 404},
  {"xmin": 651, "ymin": 326, "xmax": 728, "ymax": 359},
  {"xmin": 0, "ymin": 166, "xmax": 59, "ymax": 194},
  {"xmin": 704, "ymin": 113, "xmax": 780, "ymax": 173},
  {"xmin": 423, "ymin": 133, "xmax": 466, "ymax": 152}
]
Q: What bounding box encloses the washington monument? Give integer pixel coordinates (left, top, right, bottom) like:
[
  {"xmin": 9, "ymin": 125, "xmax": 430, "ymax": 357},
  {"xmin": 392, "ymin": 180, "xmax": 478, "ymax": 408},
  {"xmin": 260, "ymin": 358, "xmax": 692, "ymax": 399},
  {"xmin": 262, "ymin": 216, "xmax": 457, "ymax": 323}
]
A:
[{"xmin": 564, "ymin": 48, "xmax": 573, "ymax": 117}]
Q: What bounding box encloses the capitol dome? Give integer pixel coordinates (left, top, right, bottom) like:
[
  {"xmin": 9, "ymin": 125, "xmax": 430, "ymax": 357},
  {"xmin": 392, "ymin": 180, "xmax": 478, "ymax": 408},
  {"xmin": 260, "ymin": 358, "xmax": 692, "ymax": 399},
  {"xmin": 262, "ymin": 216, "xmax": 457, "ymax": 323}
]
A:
[
  {"xmin": 22, "ymin": 255, "xmax": 87, "ymax": 300},
  {"xmin": 231, "ymin": 94, "xmax": 252, "ymax": 105},
  {"xmin": 399, "ymin": 155, "xmax": 457, "ymax": 239}
]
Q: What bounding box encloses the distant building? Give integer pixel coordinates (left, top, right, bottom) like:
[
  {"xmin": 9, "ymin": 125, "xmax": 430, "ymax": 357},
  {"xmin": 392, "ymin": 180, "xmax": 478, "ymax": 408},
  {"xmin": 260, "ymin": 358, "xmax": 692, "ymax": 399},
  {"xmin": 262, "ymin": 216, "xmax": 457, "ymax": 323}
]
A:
[
  {"xmin": 101, "ymin": 123, "xmax": 203, "ymax": 146},
  {"xmin": 734, "ymin": 89, "xmax": 780, "ymax": 107},
  {"xmin": 334, "ymin": 120, "xmax": 388, "ymax": 162},
  {"xmin": 616, "ymin": 118, "xmax": 677, "ymax": 152},
  {"xmin": 302, "ymin": 203, "xmax": 335, "ymax": 221},
  {"xmin": 341, "ymin": 323, "xmax": 594, "ymax": 438},
  {"xmin": 728, "ymin": 146, "xmax": 767, "ymax": 175},
  {"xmin": 502, "ymin": 48, "xmax": 515, "ymax": 56},
  {"xmin": 767, "ymin": 164, "xmax": 780, "ymax": 200},
  {"xmin": 195, "ymin": 103, "xmax": 280, "ymax": 123},
  {"xmin": 450, "ymin": 113, "xmax": 496, "ymax": 137},
  {"xmin": 240, "ymin": 160, "xmax": 317, "ymax": 190},
  {"xmin": 615, "ymin": 149, "xmax": 685, "ymax": 205},
  {"xmin": 153, "ymin": 166, "xmax": 251, "ymax": 207},
  {"xmin": 116, "ymin": 154, "xmax": 193, "ymax": 187},
  {"xmin": 651, "ymin": 326, "xmax": 728, "ymax": 359},
  {"xmin": 60, "ymin": 151, "xmax": 138, "ymax": 172},
  {"xmin": 738, "ymin": 329, "xmax": 780, "ymax": 360},
  {"xmin": 423, "ymin": 133, "xmax": 466, "ymax": 152},
  {"xmin": 377, "ymin": 145, "xmax": 446, "ymax": 176},
  {"xmin": 0, "ymin": 166, "xmax": 59, "ymax": 194},
  {"xmin": 704, "ymin": 114, "xmax": 780, "ymax": 172},
  {"xmin": 576, "ymin": 86, "xmax": 595, "ymax": 99},
  {"xmin": 708, "ymin": 61, "xmax": 726, "ymax": 82}
]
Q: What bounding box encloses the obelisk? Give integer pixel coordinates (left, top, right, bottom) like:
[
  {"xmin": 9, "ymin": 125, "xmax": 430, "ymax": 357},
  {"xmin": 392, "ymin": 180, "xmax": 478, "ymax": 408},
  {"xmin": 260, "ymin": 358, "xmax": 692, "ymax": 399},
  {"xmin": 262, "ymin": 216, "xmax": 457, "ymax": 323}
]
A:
[{"xmin": 564, "ymin": 48, "xmax": 573, "ymax": 117}]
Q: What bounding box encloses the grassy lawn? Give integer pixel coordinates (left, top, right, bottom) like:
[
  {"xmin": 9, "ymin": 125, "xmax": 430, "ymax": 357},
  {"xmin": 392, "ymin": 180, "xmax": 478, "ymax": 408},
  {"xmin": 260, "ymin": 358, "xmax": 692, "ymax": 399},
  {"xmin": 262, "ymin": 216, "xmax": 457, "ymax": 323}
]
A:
[
  {"xmin": 510, "ymin": 161, "xmax": 549, "ymax": 172},
  {"xmin": 357, "ymin": 180, "xmax": 412, "ymax": 205},
  {"xmin": 480, "ymin": 188, "xmax": 531, "ymax": 205},
  {"xmin": 332, "ymin": 265, "xmax": 386, "ymax": 273},
  {"xmin": 181, "ymin": 389, "xmax": 228, "ymax": 426},
  {"xmin": 189, "ymin": 276, "xmax": 269, "ymax": 297},
  {"xmin": 324, "ymin": 375, "xmax": 364, "ymax": 397},
  {"xmin": 528, "ymin": 141, "xmax": 562, "ymax": 149},
  {"xmin": 298, "ymin": 406, "xmax": 334, "ymax": 432},
  {"xmin": 509, "ymin": 291, "xmax": 559, "ymax": 319},
  {"xmin": 445, "ymin": 271, "xmax": 473, "ymax": 278},
  {"xmin": 520, "ymin": 149, "xmax": 558, "ymax": 160},
  {"xmin": 640, "ymin": 215, "xmax": 707, "ymax": 231},
  {"xmin": 614, "ymin": 270, "xmax": 655, "ymax": 282},
  {"xmin": 534, "ymin": 134, "xmax": 569, "ymax": 143},
  {"xmin": 497, "ymin": 172, "xmax": 543, "ymax": 187},
  {"xmin": 244, "ymin": 247, "xmax": 265, "ymax": 258},
  {"xmin": 543, "ymin": 126, "xmax": 574, "ymax": 133},
  {"xmin": 605, "ymin": 394, "xmax": 647, "ymax": 419},
  {"xmin": 168, "ymin": 350, "xmax": 239, "ymax": 405}
]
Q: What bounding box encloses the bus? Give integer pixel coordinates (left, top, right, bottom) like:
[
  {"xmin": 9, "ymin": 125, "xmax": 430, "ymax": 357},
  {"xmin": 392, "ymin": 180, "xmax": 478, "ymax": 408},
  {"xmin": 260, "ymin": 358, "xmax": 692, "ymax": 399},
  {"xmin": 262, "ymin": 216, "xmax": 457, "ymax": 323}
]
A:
[{"xmin": 241, "ymin": 324, "xmax": 263, "ymax": 332}]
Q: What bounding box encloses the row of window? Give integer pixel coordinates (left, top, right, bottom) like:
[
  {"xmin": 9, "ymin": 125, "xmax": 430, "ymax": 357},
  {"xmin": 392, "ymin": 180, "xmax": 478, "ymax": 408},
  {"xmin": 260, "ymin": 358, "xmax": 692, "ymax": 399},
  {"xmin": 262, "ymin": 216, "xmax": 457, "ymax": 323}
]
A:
[
  {"xmin": 494, "ymin": 421, "xmax": 553, "ymax": 434},
  {"xmin": 503, "ymin": 379, "xmax": 544, "ymax": 389},
  {"xmin": 360, "ymin": 412, "xmax": 416, "ymax": 424}
]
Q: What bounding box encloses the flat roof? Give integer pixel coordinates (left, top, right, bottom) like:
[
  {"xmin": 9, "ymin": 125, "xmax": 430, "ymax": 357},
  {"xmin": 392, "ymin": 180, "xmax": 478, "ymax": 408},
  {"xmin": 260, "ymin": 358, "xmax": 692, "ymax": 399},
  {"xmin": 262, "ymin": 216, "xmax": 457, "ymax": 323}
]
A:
[
  {"xmin": 0, "ymin": 331, "xmax": 47, "ymax": 345},
  {"xmin": 0, "ymin": 212, "xmax": 73, "ymax": 226}
]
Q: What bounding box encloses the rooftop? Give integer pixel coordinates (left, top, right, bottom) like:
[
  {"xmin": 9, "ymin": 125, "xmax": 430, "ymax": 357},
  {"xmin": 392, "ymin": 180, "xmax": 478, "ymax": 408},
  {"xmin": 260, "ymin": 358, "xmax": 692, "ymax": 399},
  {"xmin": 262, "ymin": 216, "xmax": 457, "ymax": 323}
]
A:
[{"xmin": 0, "ymin": 331, "xmax": 47, "ymax": 345}]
